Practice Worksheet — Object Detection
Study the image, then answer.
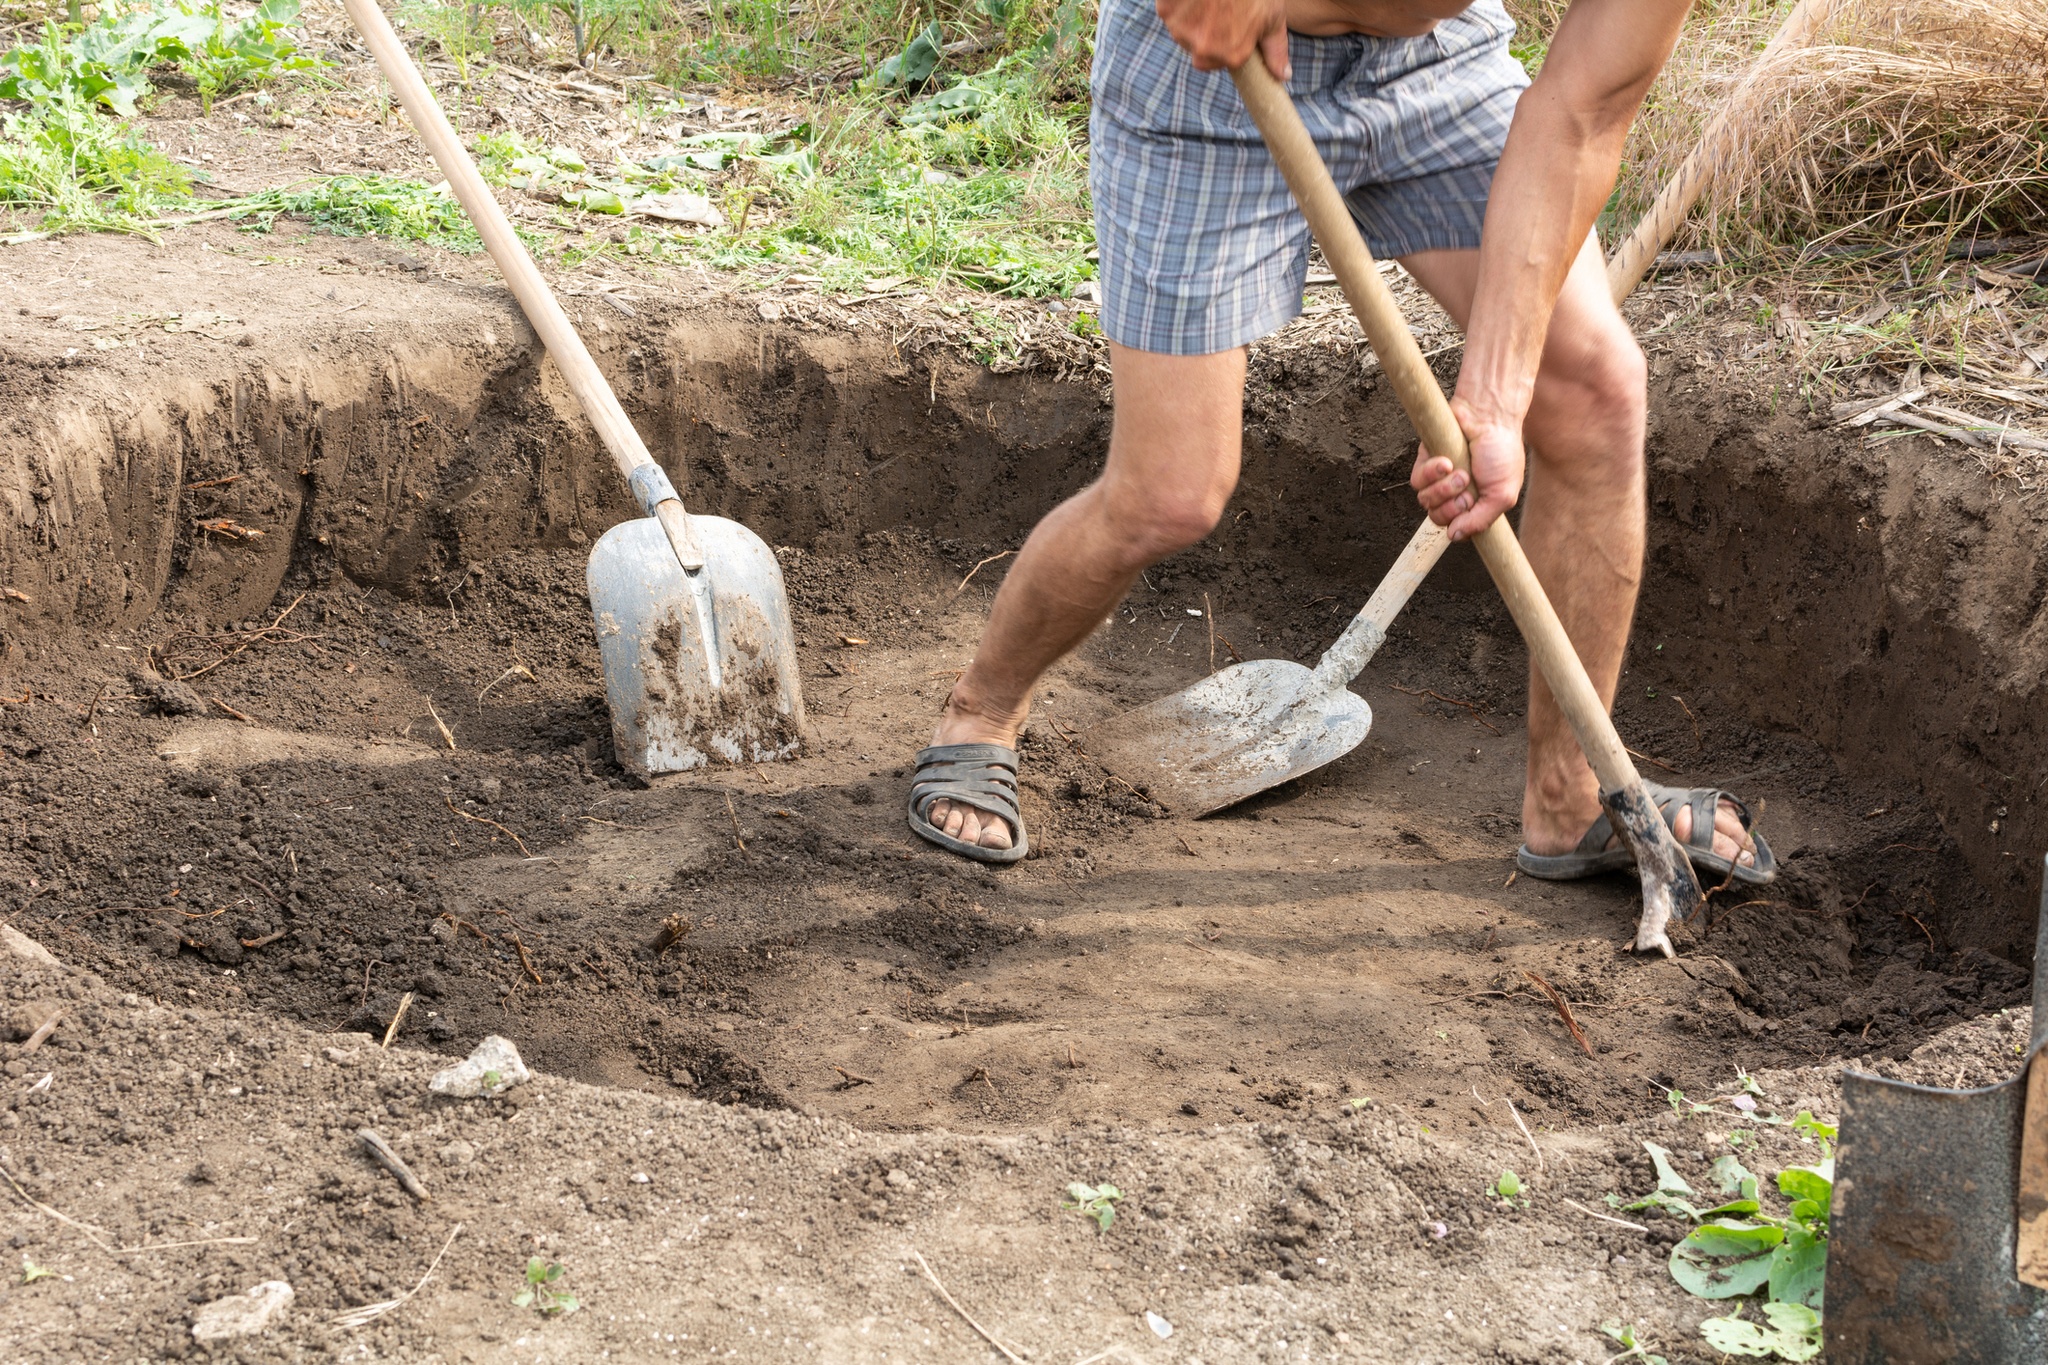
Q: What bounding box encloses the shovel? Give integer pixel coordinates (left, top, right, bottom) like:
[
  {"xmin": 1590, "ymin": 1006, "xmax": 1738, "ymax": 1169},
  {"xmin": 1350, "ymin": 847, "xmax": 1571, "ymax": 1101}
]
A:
[
  {"xmin": 1107, "ymin": 53, "xmax": 1703, "ymax": 953},
  {"xmin": 1086, "ymin": 0, "xmax": 1839, "ymax": 832},
  {"xmin": 342, "ymin": 0, "xmax": 804, "ymax": 776},
  {"xmin": 1823, "ymin": 853, "xmax": 2048, "ymax": 1361}
]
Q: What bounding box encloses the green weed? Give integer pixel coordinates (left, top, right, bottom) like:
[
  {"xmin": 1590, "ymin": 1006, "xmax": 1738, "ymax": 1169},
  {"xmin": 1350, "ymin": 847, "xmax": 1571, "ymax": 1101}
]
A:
[
  {"xmin": 0, "ymin": 0, "xmax": 314, "ymax": 237},
  {"xmin": 1699, "ymin": 1302, "xmax": 1823, "ymax": 1362},
  {"xmin": 398, "ymin": 0, "xmax": 499, "ymax": 80},
  {"xmin": 1597, "ymin": 1319, "xmax": 1669, "ymax": 1365},
  {"xmin": 1063, "ymin": 1181, "xmax": 1121, "ymax": 1231},
  {"xmin": 1610, "ymin": 1129, "xmax": 1835, "ymax": 1363},
  {"xmin": 223, "ymin": 174, "xmax": 483, "ymax": 249},
  {"xmin": 512, "ymin": 1257, "xmax": 579, "ymax": 1315},
  {"xmin": 19, "ymin": 1257, "xmax": 54, "ymax": 1285}
]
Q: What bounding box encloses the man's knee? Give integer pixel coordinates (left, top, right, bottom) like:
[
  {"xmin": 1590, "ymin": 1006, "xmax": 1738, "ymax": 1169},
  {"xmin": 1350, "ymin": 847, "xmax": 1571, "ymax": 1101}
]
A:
[
  {"xmin": 1532, "ymin": 319, "xmax": 1646, "ymax": 462},
  {"xmin": 1097, "ymin": 473, "xmax": 1235, "ymax": 564}
]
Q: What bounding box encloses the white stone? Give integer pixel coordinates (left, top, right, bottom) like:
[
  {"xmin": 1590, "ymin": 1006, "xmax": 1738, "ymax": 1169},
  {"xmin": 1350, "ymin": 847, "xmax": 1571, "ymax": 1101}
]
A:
[
  {"xmin": 1, "ymin": 924, "xmax": 56, "ymax": 965},
  {"xmin": 191, "ymin": 1281, "xmax": 293, "ymax": 1341},
  {"xmin": 428, "ymin": 1034, "xmax": 532, "ymax": 1098}
]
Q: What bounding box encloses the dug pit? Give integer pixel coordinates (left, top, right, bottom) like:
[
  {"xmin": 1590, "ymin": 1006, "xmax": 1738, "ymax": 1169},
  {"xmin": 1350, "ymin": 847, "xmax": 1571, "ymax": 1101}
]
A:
[{"xmin": 5, "ymin": 230, "xmax": 2043, "ymax": 1140}]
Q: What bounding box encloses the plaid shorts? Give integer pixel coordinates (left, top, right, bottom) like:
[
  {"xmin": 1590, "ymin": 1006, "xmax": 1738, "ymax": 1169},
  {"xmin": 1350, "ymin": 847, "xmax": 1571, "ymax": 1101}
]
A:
[{"xmin": 1090, "ymin": 0, "xmax": 1530, "ymax": 355}]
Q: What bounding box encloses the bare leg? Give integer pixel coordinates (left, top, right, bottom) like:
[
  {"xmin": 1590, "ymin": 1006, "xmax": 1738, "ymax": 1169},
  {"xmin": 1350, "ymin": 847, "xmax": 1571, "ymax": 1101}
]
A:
[
  {"xmin": 923, "ymin": 343, "xmax": 1248, "ymax": 851},
  {"xmin": 1402, "ymin": 238, "xmax": 1755, "ymax": 865}
]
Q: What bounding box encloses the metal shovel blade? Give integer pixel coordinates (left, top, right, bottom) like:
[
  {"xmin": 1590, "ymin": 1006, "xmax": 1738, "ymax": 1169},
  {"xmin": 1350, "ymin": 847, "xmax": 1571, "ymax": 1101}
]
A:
[
  {"xmin": 1082, "ymin": 659, "xmax": 1371, "ymax": 816},
  {"xmin": 588, "ymin": 514, "xmax": 805, "ymax": 776},
  {"xmin": 1823, "ymin": 857, "xmax": 2048, "ymax": 1362}
]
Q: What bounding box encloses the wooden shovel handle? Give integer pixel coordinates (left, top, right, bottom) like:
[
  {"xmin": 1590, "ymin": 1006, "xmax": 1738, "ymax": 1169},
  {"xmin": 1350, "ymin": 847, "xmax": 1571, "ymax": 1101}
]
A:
[
  {"xmin": 1604, "ymin": 0, "xmax": 1839, "ymax": 303},
  {"xmin": 1231, "ymin": 53, "xmax": 1641, "ymax": 796},
  {"xmin": 339, "ymin": 0, "xmax": 703, "ymax": 569}
]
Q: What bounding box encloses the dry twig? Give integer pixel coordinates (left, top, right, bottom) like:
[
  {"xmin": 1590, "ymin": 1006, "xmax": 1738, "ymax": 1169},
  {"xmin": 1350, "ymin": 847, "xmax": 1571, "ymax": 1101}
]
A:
[
  {"xmin": 1524, "ymin": 969, "xmax": 1594, "ymax": 1057},
  {"xmin": 443, "ymin": 794, "xmax": 533, "ymax": 858},
  {"xmin": 331, "ymin": 1223, "xmax": 463, "ymax": 1330},
  {"xmin": 357, "ymin": 1128, "xmax": 430, "ymax": 1202},
  {"xmin": 909, "ymin": 1248, "xmax": 1027, "ymax": 1365},
  {"xmin": 1388, "ymin": 683, "xmax": 1502, "ymax": 735},
  {"xmin": 381, "ymin": 992, "xmax": 414, "ymax": 1048},
  {"xmin": 952, "ymin": 549, "xmax": 1016, "ymax": 596}
]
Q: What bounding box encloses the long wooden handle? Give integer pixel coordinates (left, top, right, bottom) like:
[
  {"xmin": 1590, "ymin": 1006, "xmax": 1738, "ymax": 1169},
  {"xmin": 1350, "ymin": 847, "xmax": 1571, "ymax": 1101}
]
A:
[
  {"xmin": 1232, "ymin": 54, "xmax": 1642, "ymax": 797},
  {"xmin": 340, "ymin": 0, "xmax": 703, "ymax": 569},
  {"xmin": 1604, "ymin": 0, "xmax": 1838, "ymax": 302}
]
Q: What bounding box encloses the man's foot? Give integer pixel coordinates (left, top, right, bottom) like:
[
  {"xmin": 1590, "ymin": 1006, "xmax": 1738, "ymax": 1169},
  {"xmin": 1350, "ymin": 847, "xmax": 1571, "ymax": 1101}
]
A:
[
  {"xmin": 917, "ymin": 705, "xmax": 1025, "ymax": 854},
  {"xmin": 1519, "ymin": 783, "xmax": 1774, "ymax": 886}
]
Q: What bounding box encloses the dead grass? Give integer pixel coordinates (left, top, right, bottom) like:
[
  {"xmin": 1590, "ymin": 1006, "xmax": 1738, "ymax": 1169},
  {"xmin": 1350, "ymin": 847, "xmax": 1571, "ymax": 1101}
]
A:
[{"xmin": 1622, "ymin": 0, "xmax": 2048, "ymax": 258}]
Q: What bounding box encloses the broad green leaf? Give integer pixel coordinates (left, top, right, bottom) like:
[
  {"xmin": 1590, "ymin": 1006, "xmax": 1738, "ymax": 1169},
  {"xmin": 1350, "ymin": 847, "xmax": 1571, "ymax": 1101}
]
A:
[
  {"xmin": 1683, "ymin": 1219, "xmax": 1785, "ymax": 1257},
  {"xmin": 1791, "ymin": 1111, "xmax": 1837, "ymax": 1142},
  {"xmin": 1702, "ymin": 1302, "xmax": 1824, "ymax": 1362},
  {"xmin": 1778, "ymin": 1160, "xmax": 1833, "ymax": 1214},
  {"xmin": 1711, "ymin": 1154, "xmax": 1757, "ymax": 1195},
  {"xmin": 1768, "ymin": 1226, "xmax": 1827, "ymax": 1309},
  {"xmin": 1616, "ymin": 1190, "xmax": 1705, "ymax": 1221},
  {"xmin": 1495, "ymin": 1169, "xmax": 1522, "ymax": 1199},
  {"xmin": 1671, "ymin": 1239, "xmax": 1775, "ymax": 1299},
  {"xmin": 562, "ymin": 187, "xmax": 625, "ymax": 214},
  {"xmin": 1643, "ymin": 1141, "xmax": 1694, "ymax": 1196},
  {"xmin": 874, "ymin": 21, "xmax": 944, "ymax": 89},
  {"xmin": 1700, "ymin": 1196, "xmax": 1762, "ymax": 1218}
]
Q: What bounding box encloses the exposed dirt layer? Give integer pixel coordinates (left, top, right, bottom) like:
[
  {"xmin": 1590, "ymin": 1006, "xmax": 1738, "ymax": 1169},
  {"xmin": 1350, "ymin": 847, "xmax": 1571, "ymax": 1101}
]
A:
[
  {"xmin": 2, "ymin": 226, "xmax": 2046, "ymax": 1358},
  {"xmin": 0, "ymin": 922, "xmax": 2032, "ymax": 1365}
]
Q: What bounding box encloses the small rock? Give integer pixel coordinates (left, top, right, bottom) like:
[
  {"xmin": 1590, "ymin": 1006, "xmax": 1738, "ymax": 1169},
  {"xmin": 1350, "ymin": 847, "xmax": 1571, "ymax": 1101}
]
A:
[
  {"xmin": 476, "ymin": 777, "xmax": 502, "ymax": 803},
  {"xmin": 191, "ymin": 1281, "xmax": 293, "ymax": 1341},
  {"xmin": 1145, "ymin": 1311, "xmax": 1174, "ymax": 1340},
  {"xmin": 714, "ymin": 1020, "xmax": 735, "ymax": 1034},
  {"xmin": 758, "ymin": 301, "xmax": 784, "ymax": 322},
  {"xmin": 430, "ymin": 918, "xmax": 457, "ymax": 943},
  {"xmin": 631, "ymin": 1171, "xmax": 650, "ymax": 1184},
  {"xmin": 438, "ymin": 1139, "xmax": 476, "ymax": 1167},
  {"xmin": 2, "ymin": 1001, "xmax": 60, "ymax": 1043},
  {"xmin": 885, "ymin": 1169, "xmax": 912, "ymax": 1190},
  {"xmin": 0, "ymin": 925, "xmax": 56, "ymax": 965},
  {"xmin": 428, "ymin": 1034, "xmax": 532, "ymax": 1098},
  {"xmin": 322, "ymin": 1047, "xmax": 357, "ymax": 1066},
  {"xmin": 142, "ymin": 677, "xmax": 207, "ymax": 717}
]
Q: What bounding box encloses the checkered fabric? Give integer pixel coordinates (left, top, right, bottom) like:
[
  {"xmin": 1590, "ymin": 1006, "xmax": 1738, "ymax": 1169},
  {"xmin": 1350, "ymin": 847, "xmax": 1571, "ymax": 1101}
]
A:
[{"xmin": 1090, "ymin": 0, "xmax": 1530, "ymax": 355}]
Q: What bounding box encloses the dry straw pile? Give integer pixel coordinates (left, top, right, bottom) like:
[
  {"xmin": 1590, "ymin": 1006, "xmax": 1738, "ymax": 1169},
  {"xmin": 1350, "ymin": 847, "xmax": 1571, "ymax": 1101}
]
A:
[{"xmin": 1620, "ymin": 0, "xmax": 2048, "ymax": 258}]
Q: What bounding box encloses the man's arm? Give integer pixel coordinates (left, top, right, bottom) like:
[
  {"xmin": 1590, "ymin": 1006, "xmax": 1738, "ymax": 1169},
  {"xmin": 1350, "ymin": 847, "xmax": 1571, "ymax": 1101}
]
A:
[{"xmin": 1412, "ymin": 0, "xmax": 1691, "ymax": 541}]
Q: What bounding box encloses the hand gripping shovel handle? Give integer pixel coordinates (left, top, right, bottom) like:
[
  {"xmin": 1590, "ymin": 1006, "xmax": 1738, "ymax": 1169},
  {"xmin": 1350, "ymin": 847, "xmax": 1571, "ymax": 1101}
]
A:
[
  {"xmin": 1232, "ymin": 53, "xmax": 1704, "ymax": 953},
  {"xmin": 340, "ymin": 0, "xmax": 704, "ymax": 573},
  {"xmin": 1307, "ymin": 0, "xmax": 1837, "ymax": 696}
]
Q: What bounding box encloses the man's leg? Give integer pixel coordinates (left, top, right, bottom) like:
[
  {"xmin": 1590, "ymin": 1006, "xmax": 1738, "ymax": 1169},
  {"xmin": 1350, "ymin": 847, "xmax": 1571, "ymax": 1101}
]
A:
[
  {"xmin": 923, "ymin": 342, "xmax": 1248, "ymax": 851},
  {"xmin": 1401, "ymin": 237, "xmax": 1756, "ymax": 865}
]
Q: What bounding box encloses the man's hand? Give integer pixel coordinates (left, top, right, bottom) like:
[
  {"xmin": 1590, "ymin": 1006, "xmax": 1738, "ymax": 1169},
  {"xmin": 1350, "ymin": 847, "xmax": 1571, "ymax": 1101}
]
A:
[
  {"xmin": 1409, "ymin": 396, "xmax": 1526, "ymax": 543},
  {"xmin": 1156, "ymin": 0, "xmax": 1290, "ymax": 77}
]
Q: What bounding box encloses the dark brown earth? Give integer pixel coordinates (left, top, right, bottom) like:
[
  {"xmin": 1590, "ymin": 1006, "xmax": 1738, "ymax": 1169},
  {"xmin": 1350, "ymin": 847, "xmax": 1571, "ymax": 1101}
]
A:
[{"xmin": 1, "ymin": 221, "xmax": 2045, "ymax": 1361}]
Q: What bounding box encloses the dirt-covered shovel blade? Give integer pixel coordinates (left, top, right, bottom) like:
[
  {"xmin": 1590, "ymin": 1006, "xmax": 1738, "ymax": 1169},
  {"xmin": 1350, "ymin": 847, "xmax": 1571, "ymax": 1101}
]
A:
[
  {"xmin": 1083, "ymin": 659, "xmax": 1372, "ymax": 816},
  {"xmin": 338, "ymin": 0, "xmax": 805, "ymax": 780},
  {"xmin": 589, "ymin": 516, "xmax": 803, "ymax": 774}
]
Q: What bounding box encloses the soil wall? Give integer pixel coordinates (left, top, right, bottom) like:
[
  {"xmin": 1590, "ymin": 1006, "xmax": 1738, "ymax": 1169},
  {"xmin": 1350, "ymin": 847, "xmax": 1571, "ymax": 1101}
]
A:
[{"xmin": 4, "ymin": 283, "xmax": 2043, "ymax": 953}]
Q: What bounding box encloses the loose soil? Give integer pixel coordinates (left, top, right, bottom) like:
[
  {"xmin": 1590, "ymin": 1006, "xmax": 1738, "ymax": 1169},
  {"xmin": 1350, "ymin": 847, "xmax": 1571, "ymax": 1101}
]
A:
[{"xmin": 2, "ymin": 218, "xmax": 2046, "ymax": 1362}]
